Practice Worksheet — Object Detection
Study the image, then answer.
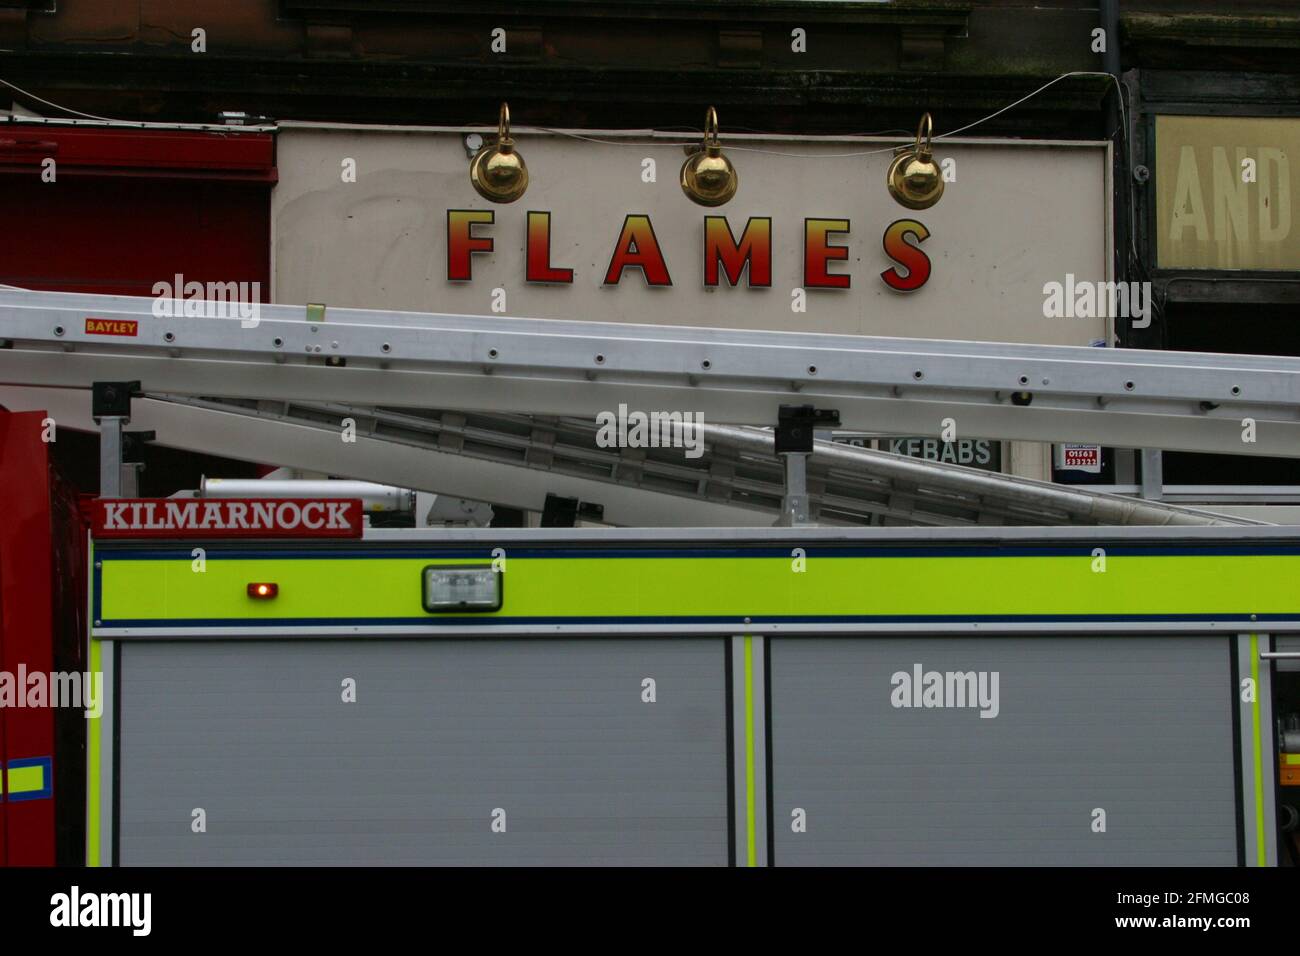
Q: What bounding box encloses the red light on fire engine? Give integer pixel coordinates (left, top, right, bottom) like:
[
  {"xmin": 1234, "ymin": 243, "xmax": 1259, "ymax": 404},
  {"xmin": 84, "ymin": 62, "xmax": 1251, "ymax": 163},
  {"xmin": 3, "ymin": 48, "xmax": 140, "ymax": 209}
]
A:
[{"xmin": 247, "ymin": 582, "xmax": 279, "ymax": 599}]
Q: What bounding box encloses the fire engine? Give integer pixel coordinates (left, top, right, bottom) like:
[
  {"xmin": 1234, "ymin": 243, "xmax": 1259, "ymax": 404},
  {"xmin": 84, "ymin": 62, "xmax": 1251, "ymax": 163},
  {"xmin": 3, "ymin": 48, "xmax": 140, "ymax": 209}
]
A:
[{"xmin": 0, "ymin": 286, "xmax": 1296, "ymax": 866}]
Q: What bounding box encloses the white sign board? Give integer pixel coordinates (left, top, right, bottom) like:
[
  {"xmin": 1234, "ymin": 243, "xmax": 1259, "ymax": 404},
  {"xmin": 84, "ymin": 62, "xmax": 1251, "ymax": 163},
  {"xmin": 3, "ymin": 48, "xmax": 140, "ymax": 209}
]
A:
[{"xmin": 272, "ymin": 124, "xmax": 1110, "ymax": 346}]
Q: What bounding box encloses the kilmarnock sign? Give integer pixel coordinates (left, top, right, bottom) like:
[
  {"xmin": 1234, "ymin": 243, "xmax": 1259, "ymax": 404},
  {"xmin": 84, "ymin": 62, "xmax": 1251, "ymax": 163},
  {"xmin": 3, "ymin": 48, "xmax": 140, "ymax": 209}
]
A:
[{"xmin": 91, "ymin": 498, "xmax": 364, "ymax": 538}]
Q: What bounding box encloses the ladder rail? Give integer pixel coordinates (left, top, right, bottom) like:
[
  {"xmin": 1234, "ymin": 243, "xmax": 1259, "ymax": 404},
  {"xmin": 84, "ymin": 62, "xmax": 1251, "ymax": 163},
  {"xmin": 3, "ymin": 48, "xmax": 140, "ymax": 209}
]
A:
[{"xmin": 3, "ymin": 289, "xmax": 1300, "ymax": 457}]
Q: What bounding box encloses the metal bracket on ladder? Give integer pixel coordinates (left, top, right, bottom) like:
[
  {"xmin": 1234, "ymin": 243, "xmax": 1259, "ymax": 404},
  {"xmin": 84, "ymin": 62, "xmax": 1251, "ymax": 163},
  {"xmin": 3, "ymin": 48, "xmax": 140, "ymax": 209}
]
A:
[
  {"xmin": 775, "ymin": 404, "xmax": 840, "ymax": 526},
  {"xmin": 91, "ymin": 380, "xmax": 141, "ymax": 498}
]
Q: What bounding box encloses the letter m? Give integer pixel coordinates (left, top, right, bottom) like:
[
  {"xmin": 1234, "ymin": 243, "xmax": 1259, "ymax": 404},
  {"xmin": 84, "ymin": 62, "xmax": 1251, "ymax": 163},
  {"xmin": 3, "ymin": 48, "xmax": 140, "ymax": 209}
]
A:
[
  {"xmin": 164, "ymin": 501, "xmax": 199, "ymax": 529},
  {"xmin": 207, "ymin": 281, "xmax": 239, "ymax": 318},
  {"xmin": 101, "ymin": 893, "xmax": 130, "ymax": 927},
  {"xmin": 704, "ymin": 216, "xmax": 772, "ymax": 288},
  {"xmin": 947, "ymin": 671, "xmax": 977, "ymax": 709},
  {"xmin": 1099, "ymin": 281, "xmax": 1128, "ymax": 319}
]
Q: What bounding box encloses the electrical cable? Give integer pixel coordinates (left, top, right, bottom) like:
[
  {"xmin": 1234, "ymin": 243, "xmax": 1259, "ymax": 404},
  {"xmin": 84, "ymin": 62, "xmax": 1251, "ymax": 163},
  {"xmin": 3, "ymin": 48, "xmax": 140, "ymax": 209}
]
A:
[
  {"xmin": 0, "ymin": 77, "xmax": 273, "ymax": 132},
  {"xmin": 534, "ymin": 70, "xmax": 1123, "ymax": 157},
  {"xmin": 2, "ymin": 69, "xmax": 1120, "ymax": 154}
]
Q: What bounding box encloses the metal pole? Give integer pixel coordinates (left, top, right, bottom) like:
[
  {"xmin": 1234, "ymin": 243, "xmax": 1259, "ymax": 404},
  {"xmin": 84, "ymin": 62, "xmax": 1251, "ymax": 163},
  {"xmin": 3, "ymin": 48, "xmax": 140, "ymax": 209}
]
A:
[
  {"xmin": 99, "ymin": 417, "xmax": 124, "ymax": 498},
  {"xmin": 773, "ymin": 405, "xmax": 838, "ymax": 527},
  {"xmin": 92, "ymin": 380, "xmax": 140, "ymax": 499},
  {"xmin": 1140, "ymin": 448, "xmax": 1163, "ymax": 500},
  {"xmin": 200, "ymin": 477, "xmax": 416, "ymax": 512},
  {"xmin": 778, "ymin": 452, "xmax": 811, "ymax": 527}
]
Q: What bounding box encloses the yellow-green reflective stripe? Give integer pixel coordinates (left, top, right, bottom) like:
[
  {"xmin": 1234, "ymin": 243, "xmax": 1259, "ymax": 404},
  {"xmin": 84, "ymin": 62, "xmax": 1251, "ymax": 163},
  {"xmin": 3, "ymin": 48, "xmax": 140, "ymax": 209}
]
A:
[
  {"xmin": 1251, "ymin": 634, "xmax": 1266, "ymax": 865},
  {"xmin": 87, "ymin": 636, "xmax": 102, "ymax": 868},
  {"xmin": 744, "ymin": 635, "xmax": 756, "ymax": 868},
  {"xmin": 7, "ymin": 764, "xmax": 44, "ymax": 794},
  {"xmin": 100, "ymin": 553, "xmax": 1300, "ymax": 622}
]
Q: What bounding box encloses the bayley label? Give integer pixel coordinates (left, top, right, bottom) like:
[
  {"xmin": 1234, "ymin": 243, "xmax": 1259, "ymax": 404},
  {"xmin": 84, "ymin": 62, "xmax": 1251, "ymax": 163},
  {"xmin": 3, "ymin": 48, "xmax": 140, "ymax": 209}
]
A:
[
  {"xmin": 91, "ymin": 498, "xmax": 364, "ymax": 538},
  {"xmin": 84, "ymin": 318, "xmax": 139, "ymax": 336}
]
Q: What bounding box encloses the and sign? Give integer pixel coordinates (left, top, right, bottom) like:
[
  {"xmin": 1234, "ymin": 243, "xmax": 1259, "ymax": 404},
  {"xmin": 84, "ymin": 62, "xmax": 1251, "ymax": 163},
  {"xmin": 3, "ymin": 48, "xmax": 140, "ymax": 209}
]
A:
[
  {"xmin": 273, "ymin": 125, "xmax": 1109, "ymax": 346},
  {"xmin": 91, "ymin": 498, "xmax": 364, "ymax": 538},
  {"xmin": 1156, "ymin": 115, "xmax": 1297, "ymax": 271}
]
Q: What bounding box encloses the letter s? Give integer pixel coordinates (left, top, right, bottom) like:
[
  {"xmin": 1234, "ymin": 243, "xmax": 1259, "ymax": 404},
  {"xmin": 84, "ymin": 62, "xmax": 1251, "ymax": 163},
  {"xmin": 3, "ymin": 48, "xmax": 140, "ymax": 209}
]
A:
[{"xmin": 880, "ymin": 219, "xmax": 932, "ymax": 293}]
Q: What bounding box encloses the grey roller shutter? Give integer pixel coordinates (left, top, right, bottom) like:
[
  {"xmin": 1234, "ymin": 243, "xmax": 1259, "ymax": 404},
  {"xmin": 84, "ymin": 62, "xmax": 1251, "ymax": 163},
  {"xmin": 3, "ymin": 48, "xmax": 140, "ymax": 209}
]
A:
[
  {"xmin": 769, "ymin": 636, "xmax": 1238, "ymax": 866},
  {"xmin": 117, "ymin": 638, "xmax": 729, "ymax": 865}
]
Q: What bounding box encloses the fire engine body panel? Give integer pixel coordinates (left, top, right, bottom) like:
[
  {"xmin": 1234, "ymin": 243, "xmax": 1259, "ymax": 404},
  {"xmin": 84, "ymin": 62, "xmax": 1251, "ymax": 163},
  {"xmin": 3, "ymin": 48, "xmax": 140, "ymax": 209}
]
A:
[{"xmin": 88, "ymin": 522, "xmax": 1286, "ymax": 866}]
